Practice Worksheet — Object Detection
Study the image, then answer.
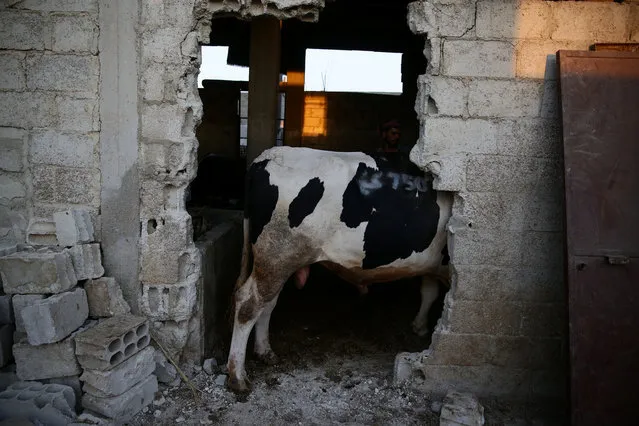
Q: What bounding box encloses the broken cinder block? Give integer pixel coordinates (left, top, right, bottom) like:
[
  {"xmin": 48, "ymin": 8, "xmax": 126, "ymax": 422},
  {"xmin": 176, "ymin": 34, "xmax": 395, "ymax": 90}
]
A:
[
  {"xmin": 40, "ymin": 375, "xmax": 83, "ymax": 412},
  {"xmin": 66, "ymin": 244, "xmax": 104, "ymax": 281},
  {"xmin": 74, "ymin": 314, "xmax": 151, "ymax": 371},
  {"xmin": 140, "ymin": 278, "xmax": 197, "ymax": 322},
  {"xmin": 0, "ymin": 251, "xmax": 77, "ymax": 294},
  {"xmin": 53, "ymin": 209, "xmax": 94, "ymax": 247},
  {"xmin": 154, "ymin": 350, "xmax": 179, "ymax": 386},
  {"xmin": 12, "ymin": 294, "xmax": 44, "ymax": 334},
  {"xmin": 21, "ymin": 288, "xmax": 89, "ymax": 346},
  {"xmin": 80, "ymin": 346, "xmax": 155, "ymax": 397},
  {"xmin": 13, "ymin": 335, "xmax": 82, "ymax": 381},
  {"xmin": 85, "ymin": 277, "xmax": 131, "ymax": 318},
  {"xmin": 0, "ymin": 381, "xmax": 76, "ymax": 426},
  {"xmin": 440, "ymin": 390, "xmax": 485, "ymax": 426},
  {"xmin": 81, "ymin": 374, "xmax": 157, "ymax": 422},
  {"xmin": 26, "ymin": 218, "xmax": 58, "ymax": 246}
]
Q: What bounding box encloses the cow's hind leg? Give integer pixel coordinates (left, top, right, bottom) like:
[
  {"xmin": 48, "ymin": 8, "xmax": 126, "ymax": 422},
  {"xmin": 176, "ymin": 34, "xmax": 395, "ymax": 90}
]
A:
[
  {"xmin": 253, "ymin": 294, "xmax": 279, "ymax": 365},
  {"xmin": 412, "ymin": 276, "xmax": 440, "ymax": 336},
  {"xmin": 227, "ymin": 274, "xmax": 263, "ymax": 393},
  {"xmin": 226, "ymin": 272, "xmax": 285, "ymax": 393}
]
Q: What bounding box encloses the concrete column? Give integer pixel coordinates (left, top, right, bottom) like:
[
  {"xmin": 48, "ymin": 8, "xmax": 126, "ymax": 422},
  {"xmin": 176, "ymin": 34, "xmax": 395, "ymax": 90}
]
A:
[
  {"xmin": 283, "ymin": 70, "xmax": 305, "ymax": 147},
  {"xmin": 246, "ymin": 16, "xmax": 281, "ymax": 165},
  {"xmin": 98, "ymin": 0, "xmax": 140, "ymax": 312}
]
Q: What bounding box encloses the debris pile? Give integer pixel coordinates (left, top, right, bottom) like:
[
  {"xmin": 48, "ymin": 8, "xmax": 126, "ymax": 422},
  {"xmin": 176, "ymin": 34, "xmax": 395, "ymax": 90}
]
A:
[{"xmin": 0, "ymin": 209, "xmax": 160, "ymax": 424}]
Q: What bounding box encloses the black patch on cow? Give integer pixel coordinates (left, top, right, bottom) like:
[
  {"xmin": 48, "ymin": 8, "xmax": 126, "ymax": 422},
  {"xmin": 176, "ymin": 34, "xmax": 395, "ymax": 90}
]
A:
[
  {"xmin": 340, "ymin": 162, "xmax": 374, "ymax": 227},
  {"xmin": 340, "ymin": 152, "xmax": 441, "ymax": 269},
  {"xmin": 288, "ymin": 177, "xmax": 325, "ymax": 228},
  {"xmin": 246, "ymin": 159, "xmax": 278, "ymax": 244}
]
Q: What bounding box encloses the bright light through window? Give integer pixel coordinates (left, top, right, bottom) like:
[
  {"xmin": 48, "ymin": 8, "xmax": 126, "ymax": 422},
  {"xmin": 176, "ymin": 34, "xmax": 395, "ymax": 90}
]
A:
[
  {"xmin": 304, "ymin": 49, "xmax": 402, "ymax": 94},
  {"xmin": 199, "ymin": 46, "xmax": 249, "ymax": 88},
  {"xmin": 199, "ymin": 46, "xmax": 403, "ymax": 94}
]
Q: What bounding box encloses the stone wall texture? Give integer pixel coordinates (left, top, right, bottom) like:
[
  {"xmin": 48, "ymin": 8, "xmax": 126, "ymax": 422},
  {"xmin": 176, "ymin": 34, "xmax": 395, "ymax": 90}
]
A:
[
  {"xmin": 402, "ymin": 0, "xmax": 639, "ymax": 402},
  {"xmin": 0, "ymin": 1, "xmax": 101, "ymax": 248}
]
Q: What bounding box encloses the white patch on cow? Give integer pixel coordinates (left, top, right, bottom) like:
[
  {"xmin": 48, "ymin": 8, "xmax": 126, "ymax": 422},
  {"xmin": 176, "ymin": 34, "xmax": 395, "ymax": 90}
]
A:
[
  {"xmin": 252, "ymin": 146, "xmax": 453, "ymax": 276},
  {"xmin": 256, "ymin": 147, "xmax": 378, "ymax": 269}
]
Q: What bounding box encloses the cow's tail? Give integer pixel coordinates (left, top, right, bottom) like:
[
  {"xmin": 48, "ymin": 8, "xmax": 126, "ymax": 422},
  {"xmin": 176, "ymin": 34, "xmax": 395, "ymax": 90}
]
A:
[
  {"xmin": 235, "ymin": 217, "xmax": 251, "ymax": 290},
  {"xmin": 228, "ymin": 182, "xmax": 253, "ymax": 331}
]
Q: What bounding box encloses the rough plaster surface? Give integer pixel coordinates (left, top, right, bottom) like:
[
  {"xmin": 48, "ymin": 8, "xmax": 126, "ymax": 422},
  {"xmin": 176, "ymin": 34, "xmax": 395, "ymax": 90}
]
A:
[{"xmin": 405, "ymin": 0, "xmax": 638, "ymax": 402}]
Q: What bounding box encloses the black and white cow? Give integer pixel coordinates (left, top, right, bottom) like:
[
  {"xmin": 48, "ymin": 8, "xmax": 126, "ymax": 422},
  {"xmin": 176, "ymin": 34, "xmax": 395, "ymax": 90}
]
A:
[{"xmin": 226, "ymin": 146, "xmax": 452, "ymax": 393}]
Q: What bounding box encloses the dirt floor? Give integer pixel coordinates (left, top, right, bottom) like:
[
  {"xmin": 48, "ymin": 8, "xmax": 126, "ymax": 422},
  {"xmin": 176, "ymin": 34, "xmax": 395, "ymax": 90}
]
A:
[{"xmin": 128, "ymin": 265, "xmax": 566, "ymax": 425}]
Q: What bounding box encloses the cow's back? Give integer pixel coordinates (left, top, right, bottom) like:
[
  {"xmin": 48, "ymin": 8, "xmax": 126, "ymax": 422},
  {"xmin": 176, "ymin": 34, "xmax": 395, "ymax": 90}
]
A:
[{"xmin": 245, "ymin": 146, "xmax": 451, "ymax": 282}]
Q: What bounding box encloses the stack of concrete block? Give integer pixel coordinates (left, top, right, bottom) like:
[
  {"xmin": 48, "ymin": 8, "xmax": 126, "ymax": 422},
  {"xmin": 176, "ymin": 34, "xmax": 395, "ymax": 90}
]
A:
[
  {"xmin": 0, "ymin": 246, "xmax": 93, "ymax": 385},
  {"xmin": 0, "ymin": 207, "xmax": 156, "ymax": 421},
  {"xmin": 75, "ymin": 314, "xmax": 157, "ymax": 422},
  {"xmin": 0, "ymin": 212, "xmax": 93, "ymax": 405},
  {"xmin": 0, "ymin": 381, "xmax": 77, "ymax": 425}
]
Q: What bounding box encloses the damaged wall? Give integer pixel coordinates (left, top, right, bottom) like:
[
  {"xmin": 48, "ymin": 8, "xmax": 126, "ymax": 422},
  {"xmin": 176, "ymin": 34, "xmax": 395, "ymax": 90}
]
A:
[
  {"xmin": 137, "ymin": 0, "xmax": 209, "ymax": 361},
  {"xmin": 137, "ymin": 0, "xmax": 324, "ymax": 362},
  {"xmin": 0, "ymin": 0, "xmax": 327, "ymax": 367},
  {"xmin": 398, "ymin": 0, "xmax": 639, "ymax": 401},
  {"xmin": 5, "ymin": 0, "xmax": 636, "ymax": 397},
  {"xmin": 0, "ymin": 0, "xmax": 101, "ymax": 249}
]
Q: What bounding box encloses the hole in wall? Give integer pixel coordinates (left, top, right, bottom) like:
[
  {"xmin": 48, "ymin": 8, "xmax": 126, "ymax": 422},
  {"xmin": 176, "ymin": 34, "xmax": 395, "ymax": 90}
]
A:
[
  {"xmin": 147, "ymin": 219, "xmax": 157, "ymax": 234},
  {"xmin": 182, "ymin": 107, "xmax": 194, "ymax": 137},
  {"xmin": 427, "ymin": 96, "xmax": 438, "ymax": 114},
  {"xmin": 180, "ymin": 0, "xmax": 451, "ymax": 383}
]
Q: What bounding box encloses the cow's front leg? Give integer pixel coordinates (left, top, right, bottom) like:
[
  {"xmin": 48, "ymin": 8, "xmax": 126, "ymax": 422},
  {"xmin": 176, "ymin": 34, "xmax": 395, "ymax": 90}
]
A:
[
  {"xmin": 226, "ymin": 276, "xmax": 262, "ymax": 393},
  {"xmin": 412, "ymin": 276, "xmax": 439, "ymax": 336},
  {"xmin": 253, "ymin": 294, "xmax": 279, "ymax": 365}
]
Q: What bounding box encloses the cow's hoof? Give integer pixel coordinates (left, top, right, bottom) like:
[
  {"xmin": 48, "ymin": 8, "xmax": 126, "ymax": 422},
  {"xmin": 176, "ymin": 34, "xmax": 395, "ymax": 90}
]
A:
[
  {"xmin": 256, "ymin": 351, "xmax": 279, "ymax": 366},
  {"xmin": 226, "ymin": 376, "xmax": 252, "ymax": 394}
]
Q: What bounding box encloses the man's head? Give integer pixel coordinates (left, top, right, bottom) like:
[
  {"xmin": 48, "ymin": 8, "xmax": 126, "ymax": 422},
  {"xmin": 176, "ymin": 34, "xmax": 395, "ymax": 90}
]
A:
[{"xmin": 380, "ymin": 119, "xmax": 401, "ymax": 147}]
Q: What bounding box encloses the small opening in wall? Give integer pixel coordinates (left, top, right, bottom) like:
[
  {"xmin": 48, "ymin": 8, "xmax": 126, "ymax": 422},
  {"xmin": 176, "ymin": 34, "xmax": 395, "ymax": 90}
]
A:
[{"xmin": 147, "ymin": 219, "xmax": 157, "ymax": 234}]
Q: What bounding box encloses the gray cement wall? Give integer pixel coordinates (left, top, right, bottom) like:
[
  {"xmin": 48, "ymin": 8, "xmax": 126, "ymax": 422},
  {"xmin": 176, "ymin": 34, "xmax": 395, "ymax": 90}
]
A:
[
  {"xmin": 0, "ymin": 1, "xmax": 101, "ymax": 249},
  {"xmin": 397, "ymin": 0, "xmax": 639, "ymax": 402}
]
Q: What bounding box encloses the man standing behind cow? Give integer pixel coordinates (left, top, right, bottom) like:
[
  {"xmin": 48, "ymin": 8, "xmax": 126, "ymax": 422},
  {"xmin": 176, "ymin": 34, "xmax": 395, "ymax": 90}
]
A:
[{"xmin": 378, "ymin": 119, "xmax": 410, "ymax": 154}]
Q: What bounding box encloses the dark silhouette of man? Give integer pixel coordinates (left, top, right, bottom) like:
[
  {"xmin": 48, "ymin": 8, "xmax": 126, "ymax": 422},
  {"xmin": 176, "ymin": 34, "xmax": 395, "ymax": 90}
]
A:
[{"xmin": 378, "ymin": 119, "xmax": 409, "ymax": 154}]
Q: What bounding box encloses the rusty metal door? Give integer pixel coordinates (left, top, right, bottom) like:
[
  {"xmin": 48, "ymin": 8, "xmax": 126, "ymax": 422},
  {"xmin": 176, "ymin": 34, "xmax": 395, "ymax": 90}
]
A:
[{"xmin": 558, "ymin": 50, "xmax": 639, "ymax": 426}]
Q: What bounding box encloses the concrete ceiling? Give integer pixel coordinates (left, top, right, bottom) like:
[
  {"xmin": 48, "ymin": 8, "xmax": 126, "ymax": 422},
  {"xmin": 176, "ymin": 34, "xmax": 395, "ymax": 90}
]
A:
[{"xmin": 209, "ymin": 0, "xmax": 420, "ymax": 72}]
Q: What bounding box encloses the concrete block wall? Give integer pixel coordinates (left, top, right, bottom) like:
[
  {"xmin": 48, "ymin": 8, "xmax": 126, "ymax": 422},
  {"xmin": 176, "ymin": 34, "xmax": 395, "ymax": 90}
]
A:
[
  {"xmin": 401, "ymin": 0, "xmax": 638, "ymax": 401},
  {"xmin": 137, "ymin": 0, "xmax": 210, "ymax": 361},
  {"xmin": 0, "ymin": 1, "xmax": 101, "ymax": 248},
  {"xmin": 137, "ymin": 0, "xmax": 326, "ymax": 361}
]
